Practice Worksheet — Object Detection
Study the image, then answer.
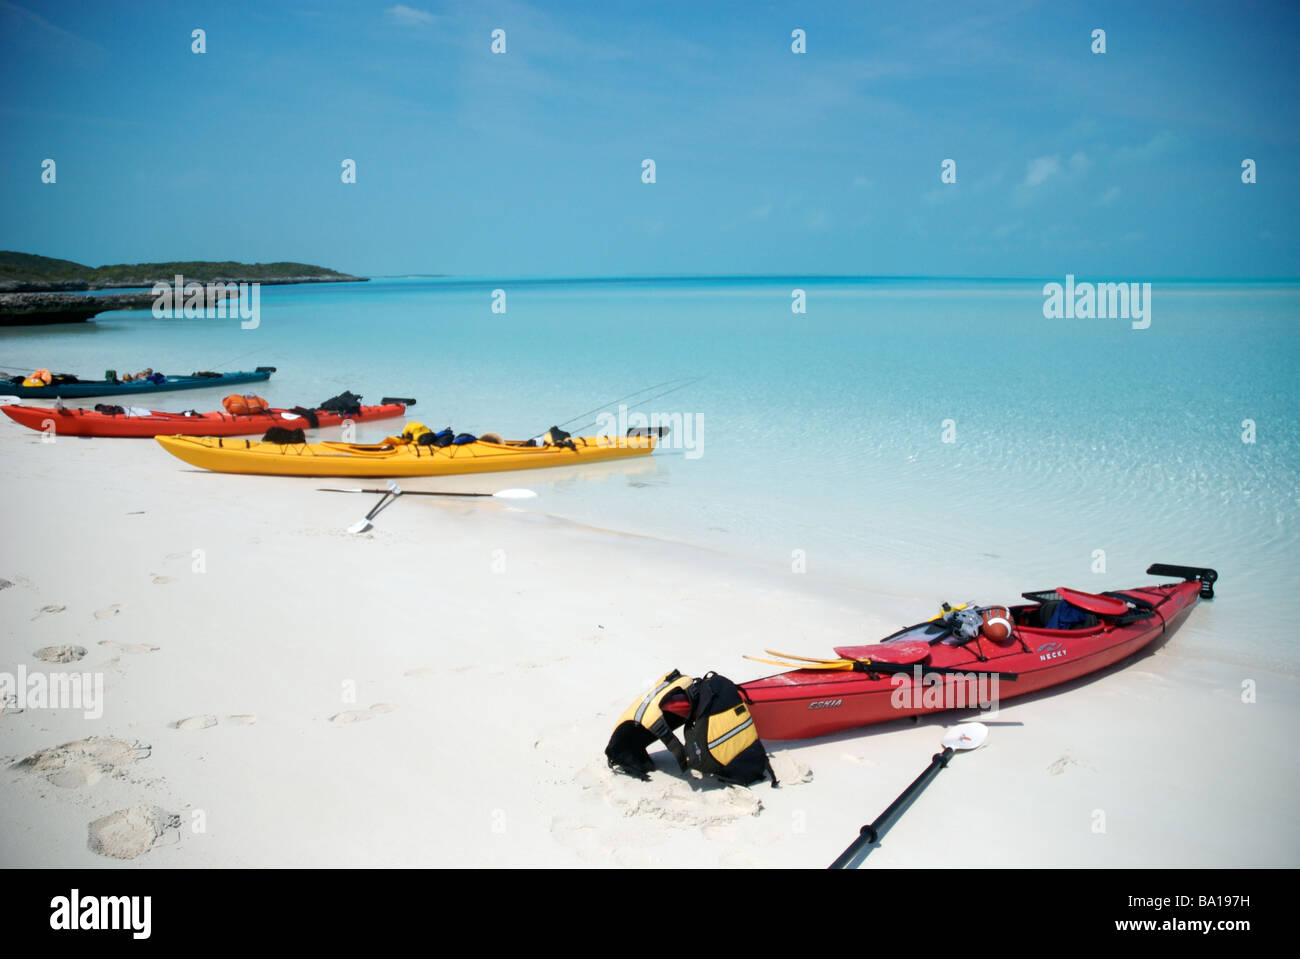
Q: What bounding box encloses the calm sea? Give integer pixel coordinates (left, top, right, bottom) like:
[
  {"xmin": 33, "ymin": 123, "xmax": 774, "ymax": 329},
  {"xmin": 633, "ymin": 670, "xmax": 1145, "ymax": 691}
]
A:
[{"xmin": 5, "ymin": 277, "xmax": 1297, "ymax": 670}]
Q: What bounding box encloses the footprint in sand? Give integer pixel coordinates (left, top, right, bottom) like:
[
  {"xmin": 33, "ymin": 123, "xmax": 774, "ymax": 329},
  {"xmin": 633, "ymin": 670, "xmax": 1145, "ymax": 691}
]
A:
[
  {"xmin": 151, "ymin": 575, "xmax": 173, "ymax": 585},
  {"xmin": 173, "ymin": 714, "xmax": 256, "ymax": 729},
  {"xmin": 0, "ymin": 578, "xmax": 14, "ymax": 591},
  {"xmin": 94, "ymin": 603, "xmax": 122, "ymax": 620},
  {"xmin": 31, "ymin": 604, "xmax": 65, "ymax": 620},
  {"xmin": 49, "ymin": 764, "xmax": 103, "ymax": 788},
  {"xmin": 1, "ymin": 694, "xmax": 23, "ymax": 717},
  {"xmin": 550, "ymin": 815, "xmax": 656, "ymax": 867},
  {"xmin": 87, "ymin": 805, "xmax": 180, "ymax": 860},
  {"xmin": 98, "ymin": 639, "xmax": 159, "ymax": 654},
  {"xmin": 519, "ymin": 656, "xmax": 571, "ymax": 669},
  {"xmin": 329, "ymin": 703, "xmax": 398, "ymax": 725},
  {"xmin": 403, "ymin": 667, "xmax": 439, "ymax": 678},
  {"xmin": 33, "ymin": 645, "xmax": 88, "ymax": 664},
  {"xmin": 573, "ymin": 762, "xmax": 764, "ymax": 828},
  {"xmin": 1047, "ymin": 754, "xmax": 1090, "ymax": 776},
  {"xmin": 329, "ymin": 710, "xmax": 372, "ymax": 725},
  {"xmin": 15, "ymin": 736, "xmax": 151, "ymax": 789},
  {"xmin": 769, "ymin": 755, "xmax": 814, "ymax": 785},
  {"xmin": 173, "ymin": 715, "xmax": 218, "ymax": 731}
]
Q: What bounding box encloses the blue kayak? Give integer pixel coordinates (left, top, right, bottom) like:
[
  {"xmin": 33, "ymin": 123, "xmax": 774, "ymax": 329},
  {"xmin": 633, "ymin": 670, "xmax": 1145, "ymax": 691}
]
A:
[{"xmin": 4, "ymin": 367, "xmax": 276, "ymax": 399}]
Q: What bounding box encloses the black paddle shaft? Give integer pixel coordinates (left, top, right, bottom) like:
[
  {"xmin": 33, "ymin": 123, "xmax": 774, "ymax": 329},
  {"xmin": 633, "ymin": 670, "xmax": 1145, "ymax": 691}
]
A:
[
  {"xmin": 318, "ymin": 488, "xmax": 495, "ymax": 498},
  {"xmin": 828, "ymin": 747, "xmax": 955, "ymax": 869}
]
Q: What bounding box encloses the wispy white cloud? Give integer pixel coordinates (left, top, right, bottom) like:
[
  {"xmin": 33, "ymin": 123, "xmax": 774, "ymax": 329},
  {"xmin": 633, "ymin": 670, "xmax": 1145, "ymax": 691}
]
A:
[
  {"xmin": 0, "ymin": 0, "xmax": 105, "ymax": 54},
  {"xmin": 1012, "ymin": 152, "xmax": 1092, "ymax": 207},
  {"xmin": 1099, "ymin": 185, "xmax": 1120, "ymax": 206},
  {"xmin": 386, "ymin": 5, "xmax": 437, "ymax": 27},
  {"xmin": 1115, "ymin": 131, "xmax": 1179, "ymax": 162},
  {"xmin": 852, "ymin": 175, "xmax": 873, "ymax": 190},
  {"xmin": 1022, "ymin": 155, "xmax": 1062, "ymax": 188}
]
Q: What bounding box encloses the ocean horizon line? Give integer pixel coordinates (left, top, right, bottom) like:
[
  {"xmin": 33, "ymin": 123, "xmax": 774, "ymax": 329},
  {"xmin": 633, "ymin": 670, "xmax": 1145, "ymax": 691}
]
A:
[{"xmin": 360, "ymin": 272, "xmax": 1300, "ymax": 286}]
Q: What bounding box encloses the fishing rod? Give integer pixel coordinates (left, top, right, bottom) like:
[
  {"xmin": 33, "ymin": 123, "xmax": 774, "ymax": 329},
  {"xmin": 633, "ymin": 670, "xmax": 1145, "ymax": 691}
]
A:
[
  {"xmin": 559, "ymin": 376, "xmax": 705, "ymax": 437},
  {"xmin": 207, "ymin": 347, "xmax": 270, "ymax": 370},
  {"xmin": 551, "ymin": 376, "xmax": 702, "ymax": 432}
]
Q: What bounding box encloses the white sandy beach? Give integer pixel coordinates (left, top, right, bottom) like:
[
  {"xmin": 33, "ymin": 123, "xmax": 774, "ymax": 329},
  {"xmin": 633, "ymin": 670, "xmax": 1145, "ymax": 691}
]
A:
[{"xmin": 1, "ymin": 422, "xmax": 1296, "ymax": 868}]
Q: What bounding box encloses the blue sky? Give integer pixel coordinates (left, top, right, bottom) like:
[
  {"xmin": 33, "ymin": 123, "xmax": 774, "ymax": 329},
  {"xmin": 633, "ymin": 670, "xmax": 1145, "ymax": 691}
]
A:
[{"xmin": 2, "ymin": 0, "xmax": 1297, "ymax": 278}]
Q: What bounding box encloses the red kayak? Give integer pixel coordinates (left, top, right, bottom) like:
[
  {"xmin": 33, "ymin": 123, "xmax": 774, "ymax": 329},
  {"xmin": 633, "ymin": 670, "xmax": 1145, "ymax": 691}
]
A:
[
  {"xmin": 742, "ymin": 564, "xmax": 1217, "ymax": 741},
  {"xmin": 1, "ymin": 400, "xmax": 412, "ymax": 438}
]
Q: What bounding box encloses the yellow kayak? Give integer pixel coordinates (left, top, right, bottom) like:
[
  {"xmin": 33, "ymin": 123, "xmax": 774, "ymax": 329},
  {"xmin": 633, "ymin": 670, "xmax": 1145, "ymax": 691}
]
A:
[{"xmin": 155, "ymin": 432, "xmax": 659, "ymax": 477}]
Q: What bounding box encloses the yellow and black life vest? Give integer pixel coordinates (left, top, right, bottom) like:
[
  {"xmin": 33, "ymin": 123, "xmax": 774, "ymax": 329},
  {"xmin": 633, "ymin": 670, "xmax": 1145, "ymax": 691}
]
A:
[
  {"xmin": 402, "ymin": 421, "xmax": 431, "ymax": 443},
  {"xmin": 605, "ymin": 669, "xmax": 777, "ymax": 787},
  {"xmin": 606, "ymin": 670, "xmax": 694, "ymax": 777}
]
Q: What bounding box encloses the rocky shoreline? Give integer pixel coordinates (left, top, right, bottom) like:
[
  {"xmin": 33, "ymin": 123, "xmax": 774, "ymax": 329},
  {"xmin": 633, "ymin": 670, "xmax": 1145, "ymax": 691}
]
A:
[
  {"xmin": 0, "ymin": 289, "xmax": 238, "ymax": 326},
  {"xmin": 0, "ymin": 274, "xmax": 366, "ymax": 294},
  {"xmin": 0, "ymin": 274, "xmax": 364, "ymax": 326}
]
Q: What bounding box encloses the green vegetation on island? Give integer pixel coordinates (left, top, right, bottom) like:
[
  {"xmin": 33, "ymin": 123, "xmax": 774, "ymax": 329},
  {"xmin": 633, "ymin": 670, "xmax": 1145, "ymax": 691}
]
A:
[
  {"xmin": 0, "ymin": 251, "xmax": 365, "ymax": 290},
  {"xmin": 0, "ymin": 251, "xmax": 367, "ymax": 325}
]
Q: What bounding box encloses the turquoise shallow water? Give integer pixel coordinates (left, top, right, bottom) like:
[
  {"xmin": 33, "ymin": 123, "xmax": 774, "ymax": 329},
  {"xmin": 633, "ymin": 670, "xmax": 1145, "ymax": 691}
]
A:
[{"xmin": 4, "ymin": 277, "xmax": 1298, "ymax": 670}]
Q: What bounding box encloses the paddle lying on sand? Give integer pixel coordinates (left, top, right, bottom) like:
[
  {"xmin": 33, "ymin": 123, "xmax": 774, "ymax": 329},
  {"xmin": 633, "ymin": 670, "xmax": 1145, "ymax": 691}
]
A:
[
  {"xmin": 829, "ymin": 722, "xmax": 989, "ymax": 869},
  {"xmin": 324, "ymin": 482, "xmax": 539, "ymax": 533},
  {"xmin": 319, "ymin": 486, "xmax": 538, "ymax": 499},
  {"xmin": 347, "ymin": 479, "xmax": 400, "ymax": 533}
]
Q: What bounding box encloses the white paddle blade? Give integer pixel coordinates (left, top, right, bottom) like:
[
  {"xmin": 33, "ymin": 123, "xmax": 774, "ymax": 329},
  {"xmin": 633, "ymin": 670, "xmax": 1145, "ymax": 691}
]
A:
[
  {"xmin": 387, "ymin": 480, "xmax": 401, "ymax": 495},
  {"xmin": 942, "ymin": 722, "xmax": 988, "ymax": 751},
  {"xmin": 493, "ymin": 489, "xmax": 537, "ymax": 499},
  {"xmin": 347, "ymin": 519, "xmax": 372, "ymax": 534}
]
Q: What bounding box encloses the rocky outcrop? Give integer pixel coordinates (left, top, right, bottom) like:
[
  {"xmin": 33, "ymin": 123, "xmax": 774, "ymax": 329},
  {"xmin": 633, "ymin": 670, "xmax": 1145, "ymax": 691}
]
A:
[
  {"xmin": 0, "ymin": 274, "xmax": 363, "ymax": 294},
  {"xmin": 0, "ymin": 289, "xmax": 238, "ymax": 327},
  {"xmin": 0, "ymin": 279, "xmax": 91, "ymax": 293},
  {"xmin": 0, "ymin": 252, "xmax": 367, "ymax": 323}
]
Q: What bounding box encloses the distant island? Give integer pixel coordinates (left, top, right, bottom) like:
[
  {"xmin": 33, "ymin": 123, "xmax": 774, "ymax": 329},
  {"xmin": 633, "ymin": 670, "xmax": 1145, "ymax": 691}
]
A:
[{"xmin": 0, "ymin": 251, "xmax": 367, "ymax": 325}]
